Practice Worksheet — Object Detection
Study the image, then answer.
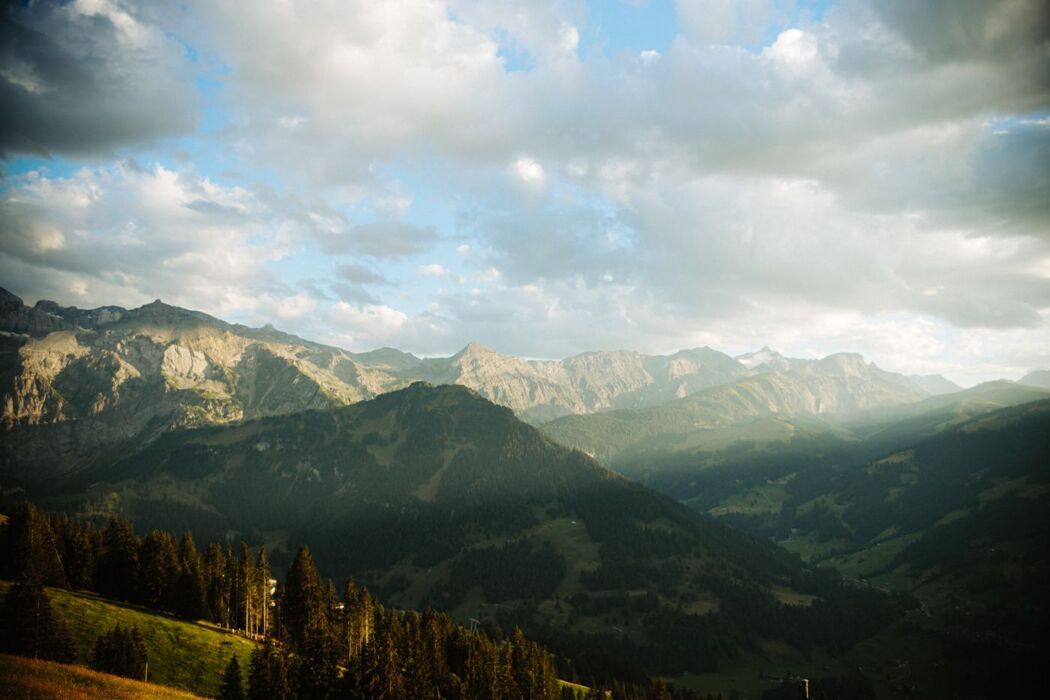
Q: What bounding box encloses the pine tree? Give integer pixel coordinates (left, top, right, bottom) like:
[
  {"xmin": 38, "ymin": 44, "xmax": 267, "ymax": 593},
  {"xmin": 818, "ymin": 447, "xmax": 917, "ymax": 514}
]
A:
[
  {"xmin": 225, "ymin": 544, "xmax": 240, "ymax": 630},
  {"xmin": 92, "ymin": 624, "xmax": 147, "ymax": 679},
  {"xmin": 3, "ymin": 502, "xmax": 66, "ymax": 586},
  {"xmin": 0, "ymin": 580, "xmax": 75, "ymax": 662},
  {"xmin": 282, "ymin": 546, "xmax": 326, "ymax": 651},
  {"xmin": 254, "ymin": 548, "xmax": 272, "ymax": 638},
  {"xmin": 98, "ymin": 517, "xmax": 139, "ymax": 601},
  {"xmin": 139, "ymin": 531, "xmax": 179, "ymax": 611},
  {"xmin": 205, "ymin": 543, "xmax": 230, "ymax": 626},
  {"xmin": 219, "ymin": 654, "xmax": 245, "ymax": 700},
  {"xmin": 237, "ymin": 543, "xmax": 255, "ymax": 636},
  {"xmin": 175, "ymin": 532, "xmax": 207, "ymax": 620},
  {"xmin": 50, "ymin": 513, "xmax": 96, "ymax": 590},
  {"xmin": 247, "ymin": 641, "xmax": 294, "ymax": 700}
]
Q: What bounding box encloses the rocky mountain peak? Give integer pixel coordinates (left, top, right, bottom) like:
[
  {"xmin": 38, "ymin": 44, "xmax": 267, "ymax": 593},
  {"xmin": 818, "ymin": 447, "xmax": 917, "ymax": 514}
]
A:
[
  {"xmin": 452, "ymin": 341, "xmax": 502, "ymax": 361},
  {"xmin": 736, "ymin": 346, "xmax": 792, "ymax": 371}
]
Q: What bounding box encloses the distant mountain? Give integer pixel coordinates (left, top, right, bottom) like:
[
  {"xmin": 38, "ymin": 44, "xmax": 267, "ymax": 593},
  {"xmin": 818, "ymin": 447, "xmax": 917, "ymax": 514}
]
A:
[
  {"xmin": 540, "ymin": 354, "xmax": 930, "ymax": 466},
  {"xmin": 44, "ymin": 382, "xmax": 898, "ymax": 677},
  {"xmin": 404, "ymin": 343, "xmax": 750, "ymax": 423},
  {"xmin": 735, "ymin": 346, "xmax": 795, "ymax": 372},
  {"xmin": 1019, "ymin": 369, "xmax": 1050, "ymax": 389},
  {"xmin": 905, "ymin": 373, "xmax": 960, "ymax": 395},
  {"xmin": 0, "ymin": 289, "xmax": 947, "ymax": 483},
  {"xmin": 0, "ymin": 290, "xmax": 405, "ymax": 483}
]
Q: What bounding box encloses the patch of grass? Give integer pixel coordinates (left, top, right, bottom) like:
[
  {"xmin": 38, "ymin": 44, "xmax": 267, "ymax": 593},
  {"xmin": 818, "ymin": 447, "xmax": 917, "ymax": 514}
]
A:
[
  {"xmin": 707, "ymin": 478, "xmax": 791, "ymax": 517},
  {"xmin": 0, "ymin": 582, "xmax": 257, "ymax": 698},
  {"xmin": 558, "ymin": 678, "xmax": 595, "ymax": 699},
  {"xmin": 0, "ymin": 652, "xmax": 203, "ymax": 699}
]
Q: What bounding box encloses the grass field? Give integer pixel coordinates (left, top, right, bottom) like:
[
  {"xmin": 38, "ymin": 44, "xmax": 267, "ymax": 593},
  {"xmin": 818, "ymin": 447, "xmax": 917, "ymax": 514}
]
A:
[
  {"xmin": 0, "ymin": 653, "xmax": 204, "ymax": 699},
  {"xmin": 0, "ymin": 581, "xmax": 257, "ymax": 698}
]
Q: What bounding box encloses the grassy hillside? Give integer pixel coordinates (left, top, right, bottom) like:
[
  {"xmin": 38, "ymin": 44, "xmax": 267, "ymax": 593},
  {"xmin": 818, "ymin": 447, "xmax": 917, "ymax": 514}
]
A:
[
  {"xmin": 0, "ymin": 652, "xmax": 203, "ymax": 700},
  {"xmin": 0, "ymin": 582, "xmax": 256, "ymax": 698}
]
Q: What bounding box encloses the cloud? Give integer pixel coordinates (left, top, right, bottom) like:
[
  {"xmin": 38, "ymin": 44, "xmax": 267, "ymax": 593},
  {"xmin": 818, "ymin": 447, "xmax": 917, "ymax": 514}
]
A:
[
  {"xmin": 317, "ymin": 221, "xmax": 438, "ymax": 258},
  {"xmin": 335, "ymin": 263, "xmax": 393, "ymax": 285},
  {"xmin": 512, "ymin": 157, "xmax": 546, "ymax": 187},
  {"xmin": 418, "ymin": 263, "xmax": 450, "ymax": 277},
  {"xmin": 675, "ymin": 0, "xmax": 781, "ymax": 45},
  {"xmin": 3, "ymin": 0, "xmax": 1049, "ymax": 383},
  {"xmin": 0, "ymin": 163, "xmax": 292, "ymax": 318},
  {"xmin": 1, "ymin": 0, "xmax": 198, "ymax": 155}
]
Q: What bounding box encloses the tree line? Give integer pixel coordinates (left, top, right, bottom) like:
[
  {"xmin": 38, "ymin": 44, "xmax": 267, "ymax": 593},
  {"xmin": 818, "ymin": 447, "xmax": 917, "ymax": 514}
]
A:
[{"xmin": 0, "ymin": 501, "xmax": 708, "ymax": 700}]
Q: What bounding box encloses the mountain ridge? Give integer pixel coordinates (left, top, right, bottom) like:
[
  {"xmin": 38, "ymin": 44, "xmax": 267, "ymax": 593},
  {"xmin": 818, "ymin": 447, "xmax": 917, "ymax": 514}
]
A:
[
  {"xmin": 0, "ymin": 289, "xmax": 967, "ymax": 482},
  {"xmin": 41, "ymin": 381, "xmax": 900, "ymax": 678}
]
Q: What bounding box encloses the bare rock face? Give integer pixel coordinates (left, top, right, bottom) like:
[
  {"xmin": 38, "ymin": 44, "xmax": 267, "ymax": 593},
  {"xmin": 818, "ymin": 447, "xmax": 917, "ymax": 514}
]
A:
[
  {"xmin": 0, "ymin": 293, "xmax": 402, "ymax": 482},
  {"xmin": 400, "ymin": 342, "xmax": 755, "ymax": 423},
  {"xmin": 0, "ymin": 289, "xmax": 943, "ymax": 483}
]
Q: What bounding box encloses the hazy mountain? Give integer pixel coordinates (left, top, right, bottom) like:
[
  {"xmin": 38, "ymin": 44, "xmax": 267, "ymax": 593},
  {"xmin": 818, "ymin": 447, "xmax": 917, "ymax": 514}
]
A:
[
  {"xmin": 1, "ymin": 291, "xmax": 946, "ymax": 484},
  {"xmin": 905, "ymin": 373, "xmax": 960, "ymax": 395},
  {"xmin": 46, "ymin": 382, "xmax": 898, "ymax": 677},
  {"xmin": 540, "ymin": 354, "xmax": 929, "ymax": 465},
  {"xmin": 1019, "ymin": 369, "xmax": 1050, "ymax": 389},
  {"xmin": 0, "ymin": 294, "xmax": 743, "ymax": 481},
  {"xmin": 735, "ymin": 346, "xmax": 796, "ymax": 372}
]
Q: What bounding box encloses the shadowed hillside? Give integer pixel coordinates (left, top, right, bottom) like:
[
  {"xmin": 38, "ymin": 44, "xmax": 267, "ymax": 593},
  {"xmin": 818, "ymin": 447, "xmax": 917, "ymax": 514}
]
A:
[{"xmin": 40, "ymin": 382, "xmax": 902, "ymax": 680}]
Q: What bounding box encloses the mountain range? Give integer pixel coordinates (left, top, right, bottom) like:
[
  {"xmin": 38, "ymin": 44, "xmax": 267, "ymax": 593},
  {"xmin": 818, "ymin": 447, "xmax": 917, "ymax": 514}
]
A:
[
  {"xmin": 34, "ymin": 381, "xmax": 903, "ymax": 680},
  {"xmin": 4, "ymin": 289, "xmax": 1048, "ymax": 696},
  {"xmin": 2, "ymin": 289, "xmax": 970, "ymax": 484}
]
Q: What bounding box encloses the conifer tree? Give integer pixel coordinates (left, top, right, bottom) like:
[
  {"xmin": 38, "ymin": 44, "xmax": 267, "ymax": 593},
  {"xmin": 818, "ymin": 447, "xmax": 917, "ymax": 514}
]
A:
[
  {"xmin": 0, "ymin": 580, "xmax": 75, "ymax": 662},
  {"xmin": 254, "ymin": 548, "xmax": 272, "ymax": 638},
  {"xmin": 247, "ymin": 641, "xmax": 294, "ymax": 700},
  {"xmin": 219, "ymin": 654, "xmax": 245, "ymax": 700},
  {"xmin": 175, "ymin": 532, "xmax": 206, "ymax": 620},
  {"xmin": 92, "ymin": 624, "xmax": 147, "ymax": 679},
  {"xmin": 50, "ymin": 513, "xmax": 96, "ymax": 590},
  {"xmin": 225, "ymin": 544, "xmax": 240, "ymax": 630},
  {"xmin": 98, "ymin": 517, "xmax": 139, "ymax": 601},
  {"xmin": 237, "ymin": 542, "xmax": 256, "ymax": 635},
  {"xmin": 3, "ymin": 502, "xmax": 66, "ymax": 586},
  {"xmin": 139, "ymin": 530, "xmax": 179, "ymax": 611},
  {"xmin": 282, "ymin": 546, "xmax": 326, "ymax": 651},
  {"xmin": 205, "ymin": 543, "xmax": 230, "ymax": 627}
]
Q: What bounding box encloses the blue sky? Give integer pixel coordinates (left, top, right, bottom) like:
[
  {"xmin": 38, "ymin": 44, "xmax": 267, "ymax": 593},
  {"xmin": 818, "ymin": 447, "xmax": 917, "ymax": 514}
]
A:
[{"xmin": 1, "ymin": 0, "xmax": 1048, "ymax": 385}]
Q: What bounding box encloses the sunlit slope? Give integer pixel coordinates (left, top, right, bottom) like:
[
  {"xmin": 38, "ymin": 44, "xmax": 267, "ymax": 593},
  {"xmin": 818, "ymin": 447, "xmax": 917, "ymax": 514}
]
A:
[
  {"xmin": 0, "ymin": 653, "xmax": 204, "ymax": 700},
  {"xmin": 0, "ymin": 582, "xmax": 256, "ymax": 698}
]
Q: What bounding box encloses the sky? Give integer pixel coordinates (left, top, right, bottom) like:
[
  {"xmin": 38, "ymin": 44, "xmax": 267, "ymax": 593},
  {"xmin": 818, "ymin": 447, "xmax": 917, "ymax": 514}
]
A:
[{"xmin": 1, "ymin": 0, "xmax": 1048, "ymax": 386}]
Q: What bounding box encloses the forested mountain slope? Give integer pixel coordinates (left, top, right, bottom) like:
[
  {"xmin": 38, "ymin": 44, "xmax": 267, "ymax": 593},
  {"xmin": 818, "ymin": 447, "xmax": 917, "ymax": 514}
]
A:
[{"xmin": 38, "ymin": 382, "xmax": 901, "ymax": 679}]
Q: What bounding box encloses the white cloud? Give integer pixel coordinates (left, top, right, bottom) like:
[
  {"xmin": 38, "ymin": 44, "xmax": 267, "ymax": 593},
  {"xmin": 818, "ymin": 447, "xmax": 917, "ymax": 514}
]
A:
[
  {"xmin": 3, "ymin": 0, "xmax": 1048, "ymax": 381},
  {"xmin": 513, "ymin": 157, "xmax": 546, "ymax": 186},
  {"xmin": 418, "ymin": 263, "xmax": 449, "ymax": 276}
]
